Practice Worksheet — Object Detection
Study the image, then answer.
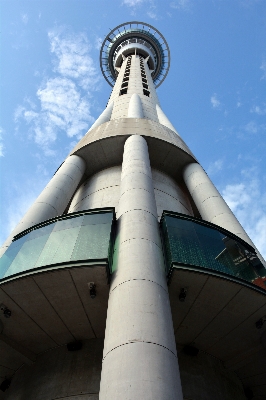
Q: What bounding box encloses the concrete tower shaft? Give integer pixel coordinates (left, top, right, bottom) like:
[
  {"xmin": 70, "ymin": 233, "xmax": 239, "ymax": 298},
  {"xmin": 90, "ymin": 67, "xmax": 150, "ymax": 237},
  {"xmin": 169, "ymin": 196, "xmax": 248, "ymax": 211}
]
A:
[{"xmin": 0, "ymin": 21, "xmax": 266, "ymax": 400}]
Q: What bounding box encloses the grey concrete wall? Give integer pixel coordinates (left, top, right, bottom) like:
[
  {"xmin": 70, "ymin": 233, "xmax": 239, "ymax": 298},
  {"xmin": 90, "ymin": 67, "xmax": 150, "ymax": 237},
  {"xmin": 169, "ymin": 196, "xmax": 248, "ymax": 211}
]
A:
[
  {"xmin": 3, "ymin": 339, "xmax": 103, "ymax": 400},
  {"xmin": 99, "ymin": 135, "xmax": 183, "ymax": 400},
  {"xmin": 68, "ymin": 166, "xmax": 121, "ymax": 213},
  {"xmin": 108, "ymin": 55, "xmax": 159, "ymax": 122},
  {"xmin": 68, "ymin": 166, "xmax": 193, "ymax": 221},
  {"xmin": 152, "ymin": 169, "xmax": 193, "ymax": 218},
  {"xmin": 178, "ymin": 349, "xmax": 246, "ymax": 400}
]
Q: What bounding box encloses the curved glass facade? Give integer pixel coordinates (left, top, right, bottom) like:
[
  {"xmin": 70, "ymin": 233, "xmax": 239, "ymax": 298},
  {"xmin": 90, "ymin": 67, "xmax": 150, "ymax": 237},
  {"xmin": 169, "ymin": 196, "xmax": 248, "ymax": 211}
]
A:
[
  {"xmin": 161, "ymin": 211, "xmax": 266, "ymax": 290},
  {"xmin": 0, "ymin": 209, "xmax": 115, "ymax": 281}
]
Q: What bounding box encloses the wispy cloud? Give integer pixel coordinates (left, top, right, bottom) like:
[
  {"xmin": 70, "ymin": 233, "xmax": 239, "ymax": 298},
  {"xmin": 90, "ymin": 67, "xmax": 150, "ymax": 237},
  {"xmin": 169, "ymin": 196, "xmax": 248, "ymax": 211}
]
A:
[
  {"xmin": 170, "ymin": 0, "xmax": 191, "ymax": 10},
  {"xmin": 207, "ymin": 159, "xmax": 223, "ymax": 176},
  {"xmin": 211, "ymin": 93, "xmax": 221, "ymax": 109},
  {"xmin": 0, "ymin": 127, "xmax": 4, "ymax": 157},
  {"xmin": 244, "ymin": 120, "xmax": 258, "ymax": 134},
  {"xmin": 222, "ymin": 172, "xmax": 266, "ymax": 258},
  {"xmin": 122, "ymin": 0, "xmax": 144, "ymax": 6},
  {"xmin": 147, "ymin": 9, "xmax": 158, "ymax": 19},
  {"xmin": 21, "ymin": 13, "xmax": 28, "ymax": 24},
  {"xmin": 122, "ymin": 0, "xmax": 157, "ymax": 19},
  {"xmin": 15, "ymin": 27, "xmax": 99, "ymax": 155},
  {"xmin": 48, "ymin": 28, "xmax": 99, "ymax": 90},
  {"xmin": 260, "ymin": 60, "xmax": 266, "ymax": 80},
  {"xmin": 239, "ymin": 0, "xmax": 264, "ymax": 7},
  {"xmin": 95, "ymin": 36, "xmax": 103, "ymax": 50},
  {"xmin": 250, "ymin": 104, "xmax": 266, "ymax": 115}
]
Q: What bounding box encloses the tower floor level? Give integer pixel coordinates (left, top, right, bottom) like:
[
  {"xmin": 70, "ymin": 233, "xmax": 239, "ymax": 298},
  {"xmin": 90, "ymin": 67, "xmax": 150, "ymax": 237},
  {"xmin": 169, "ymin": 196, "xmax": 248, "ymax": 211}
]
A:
[{"xmin": 0, "ymin": 21, "xmax": 266, "ymax": 400}]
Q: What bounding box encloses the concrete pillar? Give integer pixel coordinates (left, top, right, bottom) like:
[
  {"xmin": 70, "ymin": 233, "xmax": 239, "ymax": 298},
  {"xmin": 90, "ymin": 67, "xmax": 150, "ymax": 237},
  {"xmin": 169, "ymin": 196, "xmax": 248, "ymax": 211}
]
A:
[
  {"xmin": 87, "ymin": 101, "xmax": 114, "ymax": 132},
  {"xmin": 183, "ymin": 162, "xmax": 266, "ymax": 267},
  {"xmin": 0, "ymin": 155, "xmax": 86, "ymax": 257},
  {"xmin": 156, "ymin": 104, "xmax": 180, "ymax": 136},
  {"xmin": 99, "ymin": 135, "xmax": 183, "ymax": 400},
  {"xmin": 128, "ymin": 93, "xmax": 144, "ymax": 118}
]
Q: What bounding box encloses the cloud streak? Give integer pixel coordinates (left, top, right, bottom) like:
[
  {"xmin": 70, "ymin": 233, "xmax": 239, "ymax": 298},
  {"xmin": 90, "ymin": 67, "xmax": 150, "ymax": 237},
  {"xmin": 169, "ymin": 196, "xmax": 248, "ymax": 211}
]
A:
[
  {"xmin": 0, "ymin": 128, "xmax": 4, "ymax": 157},
  {"xmin": 170, "ymin": 0, "xmax": 191, "ymax": 10},
  {"xmin": 48, "ymin": 28, "xmax": 99, "ymax": 90},
  {"xmin": 211, "ymin": 93, "xmax": 221, "ymax": 109},
  {"xmin": 15, "ymin": 27, "xmax": 99, "ymax": 155},
  {"xmin": 222, "ymin": 172, "xmax": 266, "ymax": 258},
  {"xmin": 122, "ymin": 0, "xmax": 144, "ymax": 5},
  {"xmin": 260, "ymin": 60, "xmax": 266, "ymax": 80}
]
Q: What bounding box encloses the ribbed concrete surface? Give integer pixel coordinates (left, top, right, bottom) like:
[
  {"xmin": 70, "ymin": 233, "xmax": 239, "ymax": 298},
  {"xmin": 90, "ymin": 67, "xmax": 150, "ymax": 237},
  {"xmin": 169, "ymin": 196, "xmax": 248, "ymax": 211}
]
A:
[{"xmin": 99, "ymin": 135, "xmax": 183, "ymax": 400}]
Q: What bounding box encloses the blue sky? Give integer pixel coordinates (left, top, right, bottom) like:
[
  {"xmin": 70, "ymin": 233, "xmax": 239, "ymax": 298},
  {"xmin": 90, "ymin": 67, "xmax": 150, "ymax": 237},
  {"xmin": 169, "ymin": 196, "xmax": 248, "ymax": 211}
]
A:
[{"xmin": 0, "ymin": 0, "xmax": 266, "ymax": 258}]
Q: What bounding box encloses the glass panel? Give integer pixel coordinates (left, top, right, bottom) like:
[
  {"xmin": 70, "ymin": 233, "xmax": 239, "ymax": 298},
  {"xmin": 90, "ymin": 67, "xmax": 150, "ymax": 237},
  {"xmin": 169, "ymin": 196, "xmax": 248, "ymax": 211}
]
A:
[
  {"xmin": 52, "ymin": 216, "xmax": 84, "ymax": 232},
  {"xmin": 0, "ymin": 210, "xmax": 115, "ymax": 280},
  {"xmin": 4, "ymin": 234, "xmax": 50, "ymax": 277},
  {"xmin": 82, "ymin": 212, "xmax": 113, "ymax": 226},
  {"xmin": 35, "ymin": 227, "xmax": 81, "ymax": 267},
  {"xmin": 161, "ymin": 213, "xmax": 265, "ymax": 289},
  {"xmin": 0, "ymin": 235, "xmax": 28, "ymax": 278},
  {"xmin": 71, "ymin": 223, "xmax": 111, "ymax": 261}
]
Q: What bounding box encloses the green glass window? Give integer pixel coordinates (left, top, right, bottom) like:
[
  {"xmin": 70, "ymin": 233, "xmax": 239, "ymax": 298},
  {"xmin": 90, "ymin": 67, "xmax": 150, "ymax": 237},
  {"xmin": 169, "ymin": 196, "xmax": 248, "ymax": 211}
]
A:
[
  {"xmin": 0, "ymin": 209, "xmax": 115, "ymax": 281},
  {"xmin": 161, "ymin": 212, "xmax": 266, "ymax": 288}
]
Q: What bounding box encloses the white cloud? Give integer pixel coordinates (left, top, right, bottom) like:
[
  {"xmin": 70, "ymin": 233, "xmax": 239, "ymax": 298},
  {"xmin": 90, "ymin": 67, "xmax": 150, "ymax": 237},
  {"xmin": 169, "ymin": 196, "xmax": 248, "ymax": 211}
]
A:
[
  {"xmin": 244, "ymin": 121, "xmax": 258, "ymax": 134},
  {"xmin": 222, "ymin": 175, "xmax": 266, "ymax": 259},
  {"xmin": 122, "ymin": 0, "xmax": 144, "ymax": 5},
  {"xmin": 21, "ymin": 13, "xmax": 28, "ymax": 24},
  {"xmin": 48, "ymin": 28, "xmax": 99, "ymax": 90},
  {"xmin": 211, "ymin": 93, "xmax": 221, "ymax": 109},
  {"xmin": 15, "ymin": 27, "xmax": 99, "ymax": 155},
  {"xmin": 147, "ymin": 9, "xmax": 158, "ymax": 19},
  {"xmin": 95, "ymin": 36, "xmax": 103, "ymax": 50},
  {"xmin": 17, "ymin": 77, "xmax": 93, "ymax": 155},
  {"xmin": 260, "ymin": 60, "xmax": 266, "ymax": 80},
  {"xmin": 170, "ymin": 0, "xmax": 191, "ymax": 10},
  {"xmin": 0, "ymin": 127, "xmax": 4, "ymax": 157},
  {"xmin": 207, "ymin": 159, "xmax": 223, "ymax": 176},
  {"xmin": 250, "ymin": 104, "xmax": 266, "ymax": 115}
]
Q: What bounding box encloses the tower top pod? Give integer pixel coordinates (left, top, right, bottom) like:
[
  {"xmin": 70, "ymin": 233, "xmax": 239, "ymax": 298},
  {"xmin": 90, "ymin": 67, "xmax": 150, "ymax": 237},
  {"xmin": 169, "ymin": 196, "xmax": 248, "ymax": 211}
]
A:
[{"xmin": 100, "ymin": 21, "xmax": 170, "ymax": 88}]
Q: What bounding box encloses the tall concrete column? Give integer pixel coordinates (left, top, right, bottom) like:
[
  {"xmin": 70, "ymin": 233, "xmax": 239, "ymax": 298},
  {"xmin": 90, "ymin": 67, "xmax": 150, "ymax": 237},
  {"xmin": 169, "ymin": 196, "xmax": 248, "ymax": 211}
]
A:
[
  {"xmin": 128, "ymin": 93, "xmax": 144, "ymax": 118},
  {"xmin": 87, "ymin": 101, "xmax": 114, "ymax": 132},
  {"xmin": 0, "ymin": 154, "xmax": 86, "ymax": 257},
  {"xmin": 156, "ymin": 104, "xmax": 180, "ymax": 136},
  {"xmin": 99, "ymin": 135, "xmax": 183, "ymax": 400},
  {"xmin": 183, "ymin": 162, "xmax": 266, "ymax": 267}
]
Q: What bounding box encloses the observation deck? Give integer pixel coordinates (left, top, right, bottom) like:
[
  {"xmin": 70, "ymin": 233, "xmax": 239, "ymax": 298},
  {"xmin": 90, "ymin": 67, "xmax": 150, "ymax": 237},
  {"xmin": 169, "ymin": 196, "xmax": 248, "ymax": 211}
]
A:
[{"xmin": 100, "ymin": 21, "xmax": 170, "ymax": 88}]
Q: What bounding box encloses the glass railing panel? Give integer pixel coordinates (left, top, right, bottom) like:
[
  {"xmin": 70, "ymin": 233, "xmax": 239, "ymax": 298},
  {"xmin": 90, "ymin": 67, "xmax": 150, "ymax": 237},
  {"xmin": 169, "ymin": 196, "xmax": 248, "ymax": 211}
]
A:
[
  {"xmin": 35, "ymin": 226, "xmax": 81, "ymax": 267},
  {"xmin": 71, "ymin": 223, "xmax": 111, "ymax": 261},
  {"xmin": 0, "ymin": 209, "xmax": 115, "ymax": 280},
  {"xmin": 161, "ymin": 212, "xmax": 266, "ymax": 289},
  {"xmin": 4, "ymin": 233, "xmax": 51, "ymax": 277},
  {"xmin": 0, "ymin": 234, "xmax": 28, "ymax": 277}
]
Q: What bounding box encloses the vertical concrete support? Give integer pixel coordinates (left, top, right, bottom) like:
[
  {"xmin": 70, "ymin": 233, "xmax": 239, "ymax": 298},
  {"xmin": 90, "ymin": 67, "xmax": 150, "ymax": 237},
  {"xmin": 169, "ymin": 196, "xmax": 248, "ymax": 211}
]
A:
[
  {"xmin": 99, "ymin": 135, "xmax": 183, "ymax": 400},
  {"xmin": 128, "ymin": 93, "xmax": 144, "ymax": 118},
  {"xmin": 183, "ymin": 162, "xmax": 266, "ymax": 266},
  {"xmin": 87, "ymin": 101, "xmax": 114, "ymax": 132},
  {"xmin": 0, "ymin": 155, "xmax": 86, "ymax": 257},
  {"xmin": 156, "ymin": 104, "xmax": 180, "ymax": 136}
]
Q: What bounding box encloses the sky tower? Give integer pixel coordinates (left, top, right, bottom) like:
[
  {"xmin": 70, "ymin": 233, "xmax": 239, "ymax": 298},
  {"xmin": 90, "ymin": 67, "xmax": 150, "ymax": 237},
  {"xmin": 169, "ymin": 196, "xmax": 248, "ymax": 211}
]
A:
[{"xmin": 0, "ymin": 21, "xmax": 266, "ymax": 400}]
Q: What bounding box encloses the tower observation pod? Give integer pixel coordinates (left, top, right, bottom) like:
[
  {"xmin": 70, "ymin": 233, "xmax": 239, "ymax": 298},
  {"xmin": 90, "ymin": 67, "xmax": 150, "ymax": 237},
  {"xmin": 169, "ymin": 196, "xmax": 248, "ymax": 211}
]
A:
[{"xmin": 0, "ymin": 21, "xmax": 266, "ymax": 400}]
